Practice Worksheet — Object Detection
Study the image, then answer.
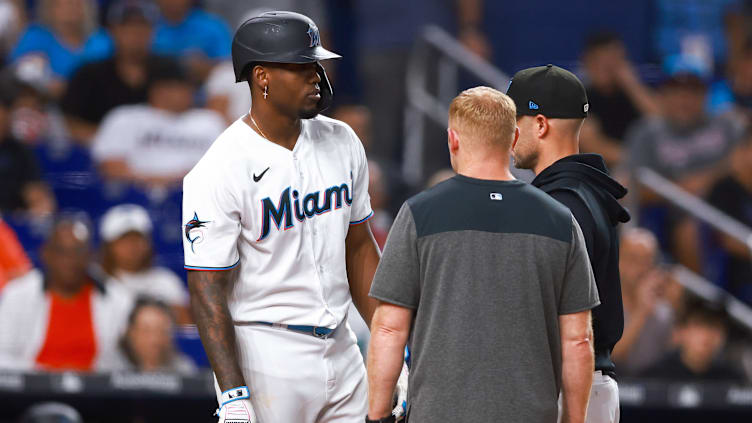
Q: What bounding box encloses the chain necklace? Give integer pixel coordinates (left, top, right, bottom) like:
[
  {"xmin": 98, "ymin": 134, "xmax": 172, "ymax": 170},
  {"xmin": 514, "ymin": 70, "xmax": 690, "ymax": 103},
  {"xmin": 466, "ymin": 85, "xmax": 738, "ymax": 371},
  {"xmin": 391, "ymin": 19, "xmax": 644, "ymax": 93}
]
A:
[{"xmin": 249, "ymin": 114, "xmax": 270, "ymax": 140}]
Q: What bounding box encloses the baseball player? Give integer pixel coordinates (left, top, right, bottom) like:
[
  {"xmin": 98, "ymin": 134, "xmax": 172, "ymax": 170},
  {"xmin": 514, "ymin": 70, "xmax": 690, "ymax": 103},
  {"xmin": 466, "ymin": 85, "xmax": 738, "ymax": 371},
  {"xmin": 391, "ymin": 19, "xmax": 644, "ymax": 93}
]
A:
[{"xmin": 182, "ymin": 12, "xmax": 385, "ymax": 423}]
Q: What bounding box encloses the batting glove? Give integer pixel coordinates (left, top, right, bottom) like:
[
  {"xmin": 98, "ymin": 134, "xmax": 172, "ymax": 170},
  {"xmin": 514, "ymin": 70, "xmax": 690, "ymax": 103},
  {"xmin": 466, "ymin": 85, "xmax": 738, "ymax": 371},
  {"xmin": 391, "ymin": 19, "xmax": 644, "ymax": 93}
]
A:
[
  {"xmin": 216, "ymin": 386, "xmax": 258, "ymax": 423},
  {"xmin": 392, "ymin": 347, "xmax": 410, "ymax": 421}
]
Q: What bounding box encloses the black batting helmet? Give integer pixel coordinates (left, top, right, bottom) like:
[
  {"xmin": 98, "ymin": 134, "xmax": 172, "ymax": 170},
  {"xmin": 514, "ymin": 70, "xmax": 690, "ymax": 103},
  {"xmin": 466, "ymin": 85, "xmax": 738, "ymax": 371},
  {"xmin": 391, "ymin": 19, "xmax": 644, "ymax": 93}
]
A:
[{"xmin": 232, "ymin": 11, "xmax": 341, "ymax": 113}]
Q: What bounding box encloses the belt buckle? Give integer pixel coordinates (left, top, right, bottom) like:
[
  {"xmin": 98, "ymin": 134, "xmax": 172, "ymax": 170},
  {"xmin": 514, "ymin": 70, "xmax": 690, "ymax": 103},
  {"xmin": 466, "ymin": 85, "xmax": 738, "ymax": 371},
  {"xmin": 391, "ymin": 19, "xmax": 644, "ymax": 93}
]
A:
[{"xmin": 312, "ymin": 326, "xmax": 330, "ymax": 339}]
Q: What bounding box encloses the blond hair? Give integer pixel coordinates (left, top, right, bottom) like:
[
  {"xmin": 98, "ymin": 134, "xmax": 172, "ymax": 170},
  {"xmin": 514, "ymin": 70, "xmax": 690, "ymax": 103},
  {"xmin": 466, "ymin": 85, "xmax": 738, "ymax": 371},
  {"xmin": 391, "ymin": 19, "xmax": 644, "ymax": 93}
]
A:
[{"xmin": 448, "ymin": 86, "xmax": 517, "ymax": 150}]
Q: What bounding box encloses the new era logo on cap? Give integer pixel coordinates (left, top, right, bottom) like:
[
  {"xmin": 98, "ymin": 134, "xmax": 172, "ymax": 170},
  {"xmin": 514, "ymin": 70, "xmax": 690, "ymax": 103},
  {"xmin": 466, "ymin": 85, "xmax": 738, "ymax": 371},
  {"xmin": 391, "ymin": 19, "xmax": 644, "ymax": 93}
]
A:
[{"xmin": 529, "ymin": 101, "xmax": 539, "ymax": 110}]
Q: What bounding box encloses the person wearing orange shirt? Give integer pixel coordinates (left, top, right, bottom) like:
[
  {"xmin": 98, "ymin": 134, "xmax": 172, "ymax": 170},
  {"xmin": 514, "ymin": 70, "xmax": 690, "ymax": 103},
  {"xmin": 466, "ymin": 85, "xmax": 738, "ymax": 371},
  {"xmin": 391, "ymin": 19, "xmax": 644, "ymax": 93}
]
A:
[
  {"xmin": 0, "ymin": 216, "xmax": 133, "ymax": 371},
  {"xmin": 0, "ymin": 217, "xmax": 32, "ymax": 292}
]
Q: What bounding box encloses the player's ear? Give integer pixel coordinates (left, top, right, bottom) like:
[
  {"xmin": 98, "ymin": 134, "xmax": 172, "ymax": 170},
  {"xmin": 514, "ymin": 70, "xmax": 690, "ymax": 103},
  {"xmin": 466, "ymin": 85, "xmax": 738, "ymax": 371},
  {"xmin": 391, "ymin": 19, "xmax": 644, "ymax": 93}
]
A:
[
  {"xmin": 511, "ymin": 126, "xmax": 520, "ymax": 149},
  {"xmin": 447, "ymin": 127, "xmax": 460, "ymax": 153},
  {"xmin": 252, "ymin": 65, "xmax": 269, "ymax": 90},
  {"xmin": 536, "ymin": 114, "xmax": 549, "ymax": 139}
]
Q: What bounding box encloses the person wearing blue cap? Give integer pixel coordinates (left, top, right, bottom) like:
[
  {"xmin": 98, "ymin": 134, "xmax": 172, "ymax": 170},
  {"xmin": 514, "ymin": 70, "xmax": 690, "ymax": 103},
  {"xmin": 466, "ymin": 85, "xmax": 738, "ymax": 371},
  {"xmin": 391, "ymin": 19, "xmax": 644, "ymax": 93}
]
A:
[{"xmin": 625, "ymin": 54, "xmax": 746, "ymax": 270}]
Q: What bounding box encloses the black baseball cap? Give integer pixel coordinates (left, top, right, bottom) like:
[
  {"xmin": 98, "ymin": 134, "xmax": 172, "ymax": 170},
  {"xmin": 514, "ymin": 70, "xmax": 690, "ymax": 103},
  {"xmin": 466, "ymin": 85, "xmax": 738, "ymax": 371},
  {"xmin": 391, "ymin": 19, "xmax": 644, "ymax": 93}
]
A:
[{"xmin": 506, "ymin": 64, "xmax": 589, "ymax": 119}]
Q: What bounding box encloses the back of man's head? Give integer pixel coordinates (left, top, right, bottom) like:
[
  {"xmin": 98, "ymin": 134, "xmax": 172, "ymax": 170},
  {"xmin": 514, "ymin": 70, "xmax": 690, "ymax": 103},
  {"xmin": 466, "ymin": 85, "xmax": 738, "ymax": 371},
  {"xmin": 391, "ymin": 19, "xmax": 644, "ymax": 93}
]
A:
[{"xmin": 448, "ymin": 86, "xmax": 517, "ymax": 152}]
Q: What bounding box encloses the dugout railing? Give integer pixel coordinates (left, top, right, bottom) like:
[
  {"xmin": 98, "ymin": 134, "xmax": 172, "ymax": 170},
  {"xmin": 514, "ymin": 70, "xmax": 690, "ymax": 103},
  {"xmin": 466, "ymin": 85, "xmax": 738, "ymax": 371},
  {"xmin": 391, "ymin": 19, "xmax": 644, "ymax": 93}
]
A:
[{"xmin": 403, "ymin": 25, "xmax": 512, "ymax": 186}]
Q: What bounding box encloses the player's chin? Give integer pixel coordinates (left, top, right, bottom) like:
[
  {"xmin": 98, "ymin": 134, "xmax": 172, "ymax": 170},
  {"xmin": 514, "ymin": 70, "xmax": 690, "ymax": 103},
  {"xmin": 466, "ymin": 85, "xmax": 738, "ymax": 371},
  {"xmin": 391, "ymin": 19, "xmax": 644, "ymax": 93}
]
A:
[
  {"xmin": 512, "ymin": 152, "xmax": 531, "ymax": 170},
  {"xmin": 298, "ymin": 106, "xmax": 319, "ymax": 120}
]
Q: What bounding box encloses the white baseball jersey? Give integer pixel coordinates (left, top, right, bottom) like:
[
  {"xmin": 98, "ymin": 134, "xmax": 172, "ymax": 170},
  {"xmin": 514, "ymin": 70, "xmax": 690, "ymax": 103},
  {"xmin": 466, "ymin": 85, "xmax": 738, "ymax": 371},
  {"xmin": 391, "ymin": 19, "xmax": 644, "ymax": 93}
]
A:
[{"xmin": 182, "ymin": 116, "xmax": 372, "ymax": 328}]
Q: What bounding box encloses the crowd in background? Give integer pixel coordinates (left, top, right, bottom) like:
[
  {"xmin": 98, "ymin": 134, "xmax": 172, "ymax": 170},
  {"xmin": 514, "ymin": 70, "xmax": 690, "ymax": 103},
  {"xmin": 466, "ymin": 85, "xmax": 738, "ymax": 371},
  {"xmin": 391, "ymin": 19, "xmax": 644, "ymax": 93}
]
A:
[{"xmin": 0, "ymin": 0, "xmax": 752, "ymax": 390}]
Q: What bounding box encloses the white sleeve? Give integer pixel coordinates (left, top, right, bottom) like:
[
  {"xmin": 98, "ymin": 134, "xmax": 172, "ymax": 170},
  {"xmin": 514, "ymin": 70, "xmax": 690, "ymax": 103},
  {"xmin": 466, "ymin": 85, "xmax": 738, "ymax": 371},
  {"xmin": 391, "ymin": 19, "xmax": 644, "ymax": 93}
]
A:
[
  {"xmin": 91, "ymin": 109, "xmax": 132, "ymax": 162},
  {"xmin": 348, "ymin": 127, "xmax": 373, "ymax": 225},
  {"xmin": 182, "ymin": 168, "xmax": 242, "ymax": 270}
]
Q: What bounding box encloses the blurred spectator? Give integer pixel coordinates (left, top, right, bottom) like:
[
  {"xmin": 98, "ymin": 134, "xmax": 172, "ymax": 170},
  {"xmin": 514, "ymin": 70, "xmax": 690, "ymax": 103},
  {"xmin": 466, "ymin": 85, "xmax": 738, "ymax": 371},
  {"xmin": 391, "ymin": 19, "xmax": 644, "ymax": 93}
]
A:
[
  {"xmin": 727, "ymin": 1, "xmax": 752, "ymax": 66},
  {"xmin": 112, "ymin": 297, "xmax": 196, "ymax": 373},
  {"xmin": 367, "ymin": 159, "xmax": 391, "ymax": 248},
  {"xmin": 9, "ymin": 0, "xmax": 112, "ymax": 97},
  {"xmin": 0, "ymin": 0, "xmax": 25, "ymax": 63},
  {"xmin": 354, "ymin": 0, "xmax": 489, "ymax": 165},
  {"xmin": 707, "ymin": 129, "xmax": 752, "ymax": 304},
  {"xmin": 152, "ymin": 0, "xmax": 232, "ymax": 82},
  {"xmin": 19, "ymin": 402, "xmax": 82, "ymax": 423},
  {"xmin": 100, "ymin": 204, "xmax": 190, "ymax": 323},
  {"xmin": 90, "ymin": 59, "xmax": 224, "ymax": 189},
  {"xmin": 0, "ymin": 217, "xmax": 32, "ymax": 292},
  {"xmin": 653, "ymin": 0, "xmax": 739, "ymax": 76},
  {"xmin": 0, "ymin": 216, "xmax": 133, "ymax": 371},
  {"xmin": 579, "ymin": 31, "xmax": 660, "ymax": 168},
  {"xmin": 204, "ymin": 60, "xmax": 250, "ymax": 123},
  {"xmin": 643, "ymin": 298, "xmax": 745, "ymax": 383},
  {"xmin": 708, "ymin": 38, "xmax": 752, "ymax": 119},
  {"xmin": 426, "ymin": 168, "xmax": 456, "ymax": 189},
  {"xmin": 627, "ymin": 55, "xmax": 743, "ymax": 196},
  {"xmin": 204, "ymin": 0, "xmax": 328, "ymax": 33},
  {"xmin": 0, "ymin": 71, "xmax": 56, "ymax": 217},
  {"xmin": 61, "ymin": 0, "xmax": 174, "ymax": 144},
  {"xmin": 626, "ymin": 55, "xmax": 745, "ymax": 269},
  {"xmin": 612, "ymin": 228, "xmax": 675, "ymax": 377}
]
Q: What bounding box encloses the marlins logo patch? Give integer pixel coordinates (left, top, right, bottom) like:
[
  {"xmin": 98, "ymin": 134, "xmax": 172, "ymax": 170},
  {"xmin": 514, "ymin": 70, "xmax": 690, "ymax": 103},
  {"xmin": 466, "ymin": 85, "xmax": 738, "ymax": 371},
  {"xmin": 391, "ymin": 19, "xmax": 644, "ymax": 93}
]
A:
[
  {"xmin": 185, "ymin": 212, "xmax": 210, "ymax": 253},
  {"xmin": 307, "ymin": 25, "xmax": 320, "ymax": 47}
]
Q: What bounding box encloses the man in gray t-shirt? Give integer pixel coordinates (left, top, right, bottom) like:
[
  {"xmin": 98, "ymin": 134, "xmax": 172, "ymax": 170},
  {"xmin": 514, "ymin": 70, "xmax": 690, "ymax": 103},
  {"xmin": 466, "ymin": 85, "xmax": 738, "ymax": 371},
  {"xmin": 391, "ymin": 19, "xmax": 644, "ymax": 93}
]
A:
[{"xmin": 365, "ymin": 87, "xmax": 600, "ymax": 423}]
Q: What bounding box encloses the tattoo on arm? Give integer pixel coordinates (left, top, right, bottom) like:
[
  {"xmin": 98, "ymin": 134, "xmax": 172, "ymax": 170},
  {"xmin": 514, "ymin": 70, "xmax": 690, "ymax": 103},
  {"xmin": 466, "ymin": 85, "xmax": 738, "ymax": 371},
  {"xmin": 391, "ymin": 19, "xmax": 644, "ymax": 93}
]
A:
[{"xmin": 188, "ymin": 269, "xmax": 246, "ymax": 391}]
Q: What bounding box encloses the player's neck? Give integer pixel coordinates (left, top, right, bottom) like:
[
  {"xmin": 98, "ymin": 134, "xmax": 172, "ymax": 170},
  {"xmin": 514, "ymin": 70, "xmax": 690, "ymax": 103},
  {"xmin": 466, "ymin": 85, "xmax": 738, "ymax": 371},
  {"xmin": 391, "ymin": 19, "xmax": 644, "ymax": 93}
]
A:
[
  {"xmin": 456, "ymin": 157, "xmax": 515, "ymax": 181},
  {"xmin": 248, "ymin": 106, "xmax": 301, "ymax": 151},
  {"xmin": 533, "ymin": 137, "xmax": 580, "ymax": 175}
]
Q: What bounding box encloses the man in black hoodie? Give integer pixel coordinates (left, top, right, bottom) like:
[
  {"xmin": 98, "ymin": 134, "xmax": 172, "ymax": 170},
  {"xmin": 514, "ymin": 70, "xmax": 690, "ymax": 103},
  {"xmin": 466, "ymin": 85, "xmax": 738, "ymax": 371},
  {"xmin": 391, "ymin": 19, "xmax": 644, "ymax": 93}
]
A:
[{"xmin": 507, "ymin": 64, "xmax": 631, "ymax": 423}]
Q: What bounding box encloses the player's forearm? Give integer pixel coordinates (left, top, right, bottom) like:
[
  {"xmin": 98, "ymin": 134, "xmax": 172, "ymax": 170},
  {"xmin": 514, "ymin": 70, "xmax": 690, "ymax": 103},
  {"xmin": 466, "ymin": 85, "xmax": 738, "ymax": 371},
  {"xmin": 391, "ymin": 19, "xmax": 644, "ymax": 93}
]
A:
[
  {"xmin": 188, "ymin": 270, "xmax": 246, "ymax": 391},
  {"xmin": 367, "ymin": 315, "xmax": 409, "ymax": 418},
  {"xmin": 346, "ymin": 224, "xmax": 381, "ymax": 327},
  {"xmin": 560, "ymin": 337, "xmax": 594, "ymax": 423}
]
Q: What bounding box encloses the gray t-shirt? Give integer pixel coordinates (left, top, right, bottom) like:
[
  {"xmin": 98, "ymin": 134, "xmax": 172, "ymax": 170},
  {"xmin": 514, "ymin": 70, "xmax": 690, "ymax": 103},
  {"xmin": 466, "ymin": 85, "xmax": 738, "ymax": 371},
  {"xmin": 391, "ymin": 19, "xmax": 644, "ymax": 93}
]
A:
[
  {"xmin": 369, "ymin": 175, "xmax": 599, "ymax": 422},
  {"xmin": 626, "ymin": 113, "xmax": 744, "ymax": 180}
]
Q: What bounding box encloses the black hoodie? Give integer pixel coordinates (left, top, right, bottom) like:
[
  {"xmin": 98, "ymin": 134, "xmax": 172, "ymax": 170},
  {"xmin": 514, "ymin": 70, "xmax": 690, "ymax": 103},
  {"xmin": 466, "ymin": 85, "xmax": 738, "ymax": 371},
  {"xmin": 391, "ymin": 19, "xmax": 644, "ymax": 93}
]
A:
[{"xmin": 532, "ymin": 153, "xmax": 630, "ymax": 377}]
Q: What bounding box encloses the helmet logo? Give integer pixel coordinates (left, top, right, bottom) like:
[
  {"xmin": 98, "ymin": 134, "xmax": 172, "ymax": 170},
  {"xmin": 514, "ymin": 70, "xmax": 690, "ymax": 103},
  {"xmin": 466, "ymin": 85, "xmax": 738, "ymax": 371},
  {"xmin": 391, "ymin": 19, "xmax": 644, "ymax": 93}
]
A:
[{"xmin": 307, "ymin": 26, "xmax": 320, "ymax": 47}]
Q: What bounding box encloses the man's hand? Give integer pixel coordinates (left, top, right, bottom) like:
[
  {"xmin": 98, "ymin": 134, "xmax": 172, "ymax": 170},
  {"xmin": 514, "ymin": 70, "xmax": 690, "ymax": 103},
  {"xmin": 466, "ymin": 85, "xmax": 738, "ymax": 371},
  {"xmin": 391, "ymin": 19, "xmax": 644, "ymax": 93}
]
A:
[{"xmin": 217, "ymin": 386, "xmax": 258, "ymax": 423}]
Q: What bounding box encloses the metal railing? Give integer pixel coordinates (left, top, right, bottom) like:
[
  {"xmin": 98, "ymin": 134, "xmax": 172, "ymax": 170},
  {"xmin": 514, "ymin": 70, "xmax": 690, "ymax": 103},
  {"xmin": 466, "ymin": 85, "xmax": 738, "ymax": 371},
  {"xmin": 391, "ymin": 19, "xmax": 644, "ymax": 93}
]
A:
[
  {"xmin": 634, "ymin": 167, "xmax": 752, "ymax": 330},
  {"xmin": 403, "ymin": 25, "xmax": 510, "ymax": 186}
]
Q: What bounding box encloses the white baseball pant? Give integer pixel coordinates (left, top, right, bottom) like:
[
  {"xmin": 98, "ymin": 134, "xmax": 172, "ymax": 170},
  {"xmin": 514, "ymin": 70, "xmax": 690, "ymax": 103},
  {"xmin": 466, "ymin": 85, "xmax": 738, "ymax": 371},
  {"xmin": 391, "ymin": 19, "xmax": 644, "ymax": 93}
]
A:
[{"xmin": 214, "ymin": 321, "xmax": 367, "ymax": 422}]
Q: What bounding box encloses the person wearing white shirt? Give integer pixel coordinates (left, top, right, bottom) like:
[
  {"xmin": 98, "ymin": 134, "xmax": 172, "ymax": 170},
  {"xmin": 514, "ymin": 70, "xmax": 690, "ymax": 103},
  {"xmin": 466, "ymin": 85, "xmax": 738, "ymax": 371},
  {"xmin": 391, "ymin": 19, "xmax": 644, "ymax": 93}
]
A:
[{"xmin": 91, "ymin": 59, "xmax": 224, "ymax": 189}]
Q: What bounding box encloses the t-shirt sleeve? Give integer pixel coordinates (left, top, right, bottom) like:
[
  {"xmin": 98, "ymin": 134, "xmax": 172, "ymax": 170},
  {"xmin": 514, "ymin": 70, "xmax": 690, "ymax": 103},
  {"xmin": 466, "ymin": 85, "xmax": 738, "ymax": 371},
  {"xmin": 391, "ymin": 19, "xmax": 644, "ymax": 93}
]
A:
[
  {"xmin": 559, "ymin": 214, "xmax": 600, "ymax": 315},
  {"xmin": 348, "ymin": 127, "xmax": 373, "ymax": 224},
  {"xmin": 368, "ymin": 203, "xmax": 420, "ymax": 308},
  {"xmin": 182, "ymin": 168, "xmax": 241, "ymax": 270},
  {"xmin": 90, "ymin": 109, "xmax": 131, "ymax": 162},
  {"xmin": 204, "ymin": 17, "xmax": 232, "ymax": 59}
]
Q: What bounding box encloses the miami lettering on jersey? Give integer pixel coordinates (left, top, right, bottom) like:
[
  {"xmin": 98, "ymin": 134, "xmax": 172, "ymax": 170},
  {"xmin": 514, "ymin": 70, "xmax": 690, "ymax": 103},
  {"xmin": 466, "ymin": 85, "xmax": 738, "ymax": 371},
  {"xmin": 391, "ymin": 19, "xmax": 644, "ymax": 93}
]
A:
[{"xmin": 258, "ymin": 182, "xmax": 353, "ymax": 241}]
